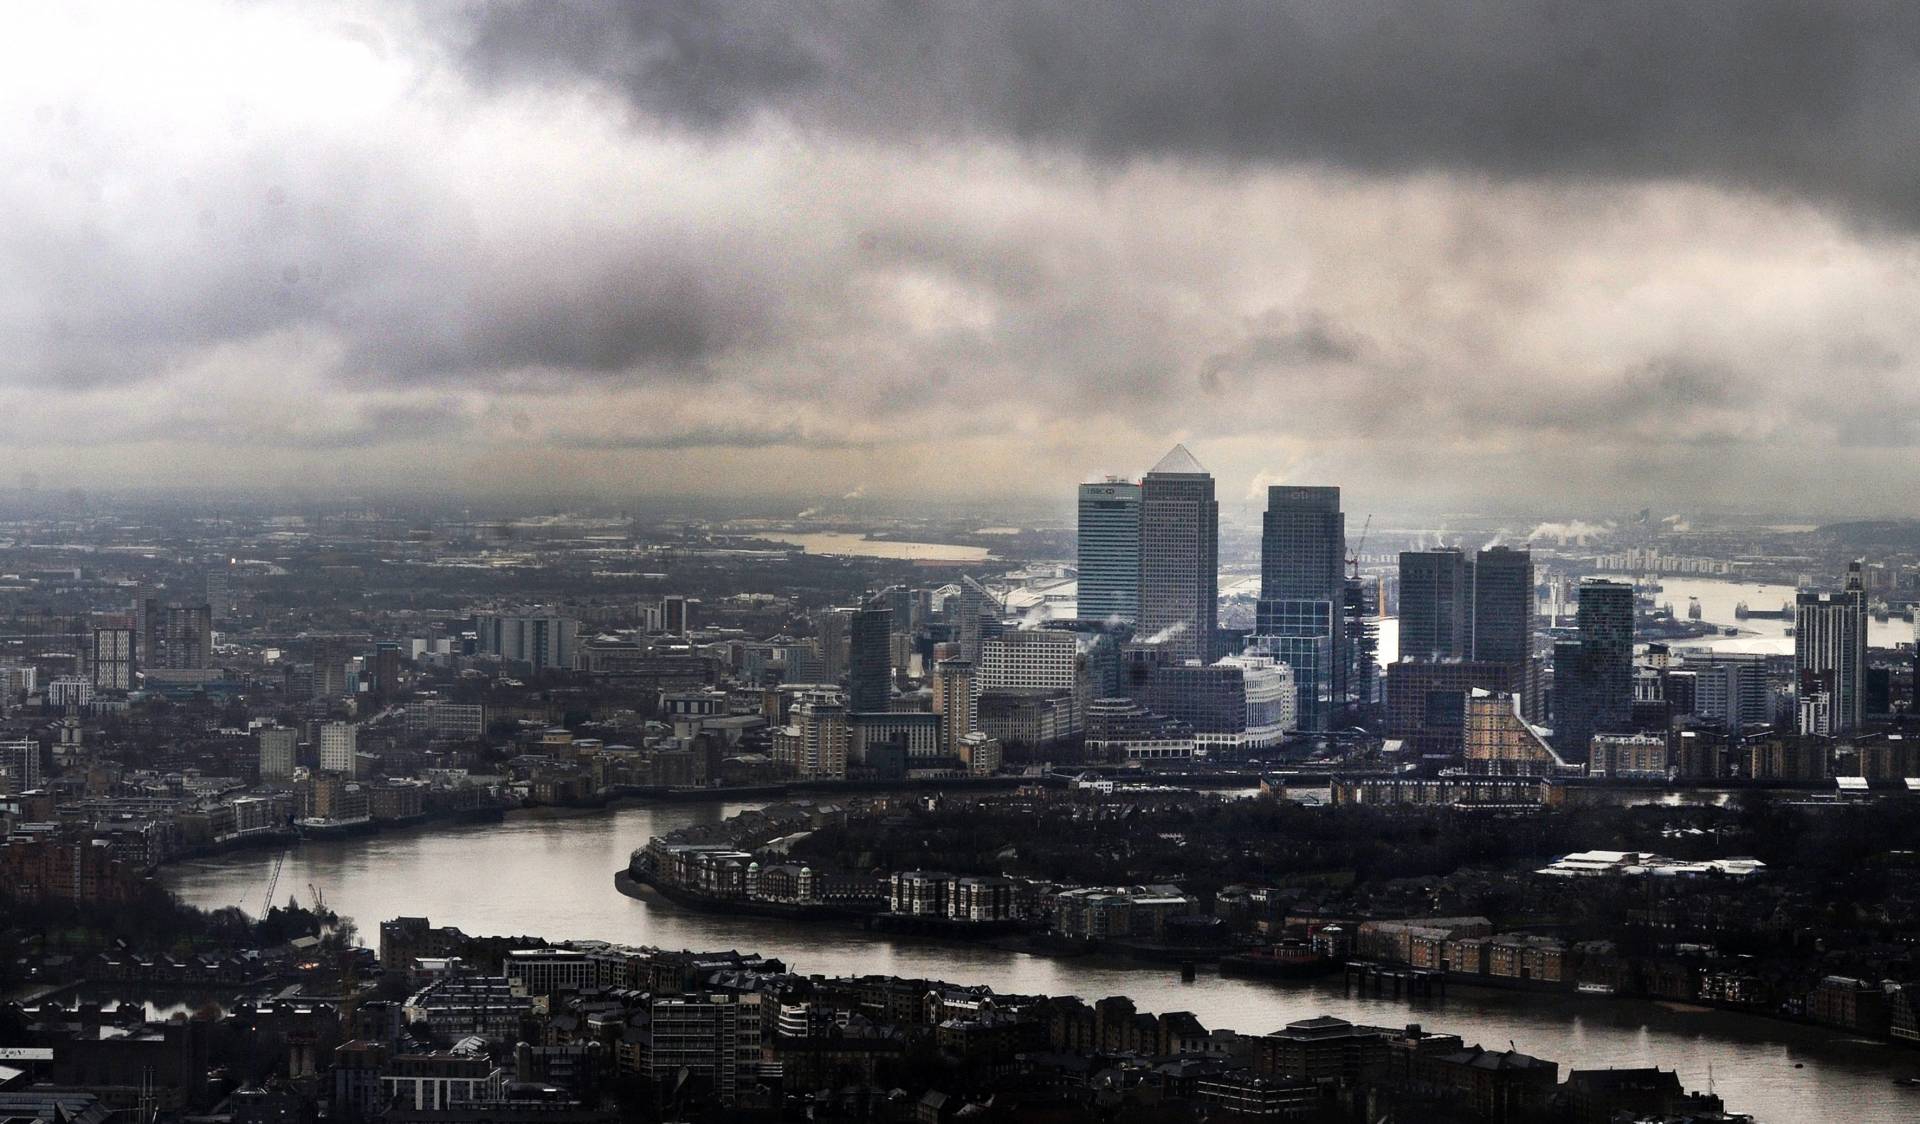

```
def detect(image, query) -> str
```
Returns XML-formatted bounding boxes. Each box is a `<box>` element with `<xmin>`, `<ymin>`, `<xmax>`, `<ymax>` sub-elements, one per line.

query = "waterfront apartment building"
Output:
<box><xmin>1078</xmin><ymin>478</ymin><xmax>1142</xmax><ymax>623</ymax></box>
<box><xmin>849</xmin><ymin>711</ymin><xmax>942</xmax><ymax>763</ymax></box>
<box><xmin>955</xmin><ymin>731</ymin><xmax>1003</xmax><ymax>775</ymax></box>
<box><xmin>976</xmin><ymin>689</ymin><xmax>1076</xmax><ymax>748</ymax></box>
<box><xmin>258</xmin><ymin>726</ymin><xmax>297</xmax><ymax>782</ymax></box>
<box><xmin>1464</xmin><ymin>690</ymin><xmax>1567</xmax><ymax>776</ymax></box>
<box><xmin>318</xmin><ymin>721</ymin><xmax>358</xmax><ymax>775</ymax></box>
<box><xmin>504</xmin><ymin>948</ymin><xmax>595</xmax><ymax>996</ymax></box>
<box><xmin>1138</xmin><ymin>445</ymin><xmax>1218</xmax><ymax>663</ymax></box>
<box><xmin>772</xmin><ymin>690</ymin><xmax>849</xmax><ymax>780</ymax></box>
<box><xmin>1588</xmin><ymin>732</ymin><xmax>1671</xmax><ymax>780</ymax></box>
<box><xmin>1796</xmin><ymin>562</ymin><xmax>1868</xmax><ymax>736</ymax></box>
<box><xmin>473</xmin><ymin>613</ymin><xmax>578</xmax><ymax>672</ymax></box>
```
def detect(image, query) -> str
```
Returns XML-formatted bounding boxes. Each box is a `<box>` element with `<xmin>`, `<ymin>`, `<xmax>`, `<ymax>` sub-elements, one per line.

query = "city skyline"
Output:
<box><xmin>11</xmin><ymin>4</ymin><xmax>1920</xmax><ymax>513</ymax></box>
<box><xmin>10</xmin><ymin>7</ymin><xmax>1920</xmax><ymax>1121</ymax></box>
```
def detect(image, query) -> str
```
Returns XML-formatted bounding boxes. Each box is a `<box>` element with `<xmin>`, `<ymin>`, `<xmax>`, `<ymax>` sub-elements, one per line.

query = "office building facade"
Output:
<box><xmin>1260</xmin><ymin>485</ymin><xmax>1346</xmax><ymax>710</ymax></box>
<box><xmin>1471</xmin><ymin>546</ymin><xmax>1535</xmax><ymax>663</ymax></box>
<box><xmin>1138</xmin><ymin>445</ymin><xmax>1217</xmax><ymax>663</ymax></box>
<box><xmin>1077</xmin><ymin>478</ymin><xmax>1142</xmax><ymax>623</ymax></box>
<box><xmin>1398</xmin><ymin>549</ymin><xmax>1473</xmax><ymax>661</ymax></box>
<box><xmin>1250</xmin><ymin>598</ymin><xmax>1336</xmax><ymax>732</ymax></box>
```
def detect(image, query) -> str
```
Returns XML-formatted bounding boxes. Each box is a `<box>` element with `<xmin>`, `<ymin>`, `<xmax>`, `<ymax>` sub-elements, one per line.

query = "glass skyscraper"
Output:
<box><xmin>1471</xmin><ymin>546</ymin><xmax>1535</xmax><ymax>664</ymax></box>
<box><xmin>1260</xmin><ymin>486</ymin><xmax>1345</xmax><ymax>603</ymax></box>
<box><xmin>846</xmin><ymin>605</ymin><xmax>894</xmax><ymax>713</ymax></box>
<box><xmin>1258</xmin><ymin>485</ymin><xmax>1346</xmax><ymax>713</ymax></box>
<box><xmin>1398</xmin><ymin>549</ymin><xmax>1473</xmax><ymax>661</ymax></box>
<box><xmin>1077</xmin><ymin>478</ymin><xmax>1142</xmax><ymax>624</ymax></box>
<box><xmin>1251</xmin><ymin>598</ymin><xmax>1335</xmax><ymax>732</ymax></box>
<box><xmin>1138</xmin><ymin>445</ymin><xmax>1217</xmax><ymax>664</ymax></box>
<box><xmin>1552</xmin><ymin>579</ymin><xmax>1634</xmax><ymax>761</ymax></box>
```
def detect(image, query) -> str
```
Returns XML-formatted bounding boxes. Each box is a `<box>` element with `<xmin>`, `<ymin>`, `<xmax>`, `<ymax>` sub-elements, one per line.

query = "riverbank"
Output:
<box><xmin>159</xmin><ymin>796</ymin><xmax>1920</xmax><ymax>1122</ymax></box>
<box><xmin>618</xmin><ymin>866</ymin><xmax>1241</xmax><ymax>967</ymax></box>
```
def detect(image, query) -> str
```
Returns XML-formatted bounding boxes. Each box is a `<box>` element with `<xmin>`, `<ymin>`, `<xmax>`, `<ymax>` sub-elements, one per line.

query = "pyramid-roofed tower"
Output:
<box><xmin>1147</xmin><ymin>443</ymin><xmax>1208</xmax><ymax>476</ymax></box>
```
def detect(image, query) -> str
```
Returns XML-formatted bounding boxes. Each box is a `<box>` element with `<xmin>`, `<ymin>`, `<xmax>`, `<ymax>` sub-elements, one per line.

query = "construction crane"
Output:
<box><xmin>258</xmin><ymin>849</ymin><xmax>288</xmax><ymax>917</ymax></box>
<box><xmin>1347</xmin><ymin>513</ymin><xmax>1372</xmax><ymax>578</ymax></box>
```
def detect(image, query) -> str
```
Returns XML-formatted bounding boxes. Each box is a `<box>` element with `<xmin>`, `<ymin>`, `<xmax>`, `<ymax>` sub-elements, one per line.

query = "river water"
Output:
<box><xmin>763</xmin><ymin>533</ymin><xmax>993</xmax><ymax>562</ymax></box>
<box><xmin>1652</xmin><ymin>576</ymin><xmax>1913</xmax><ymax>656</ymax></box>
<box><xmin>162</xmin><ymin>803</ymin><xmax>1918</xmax><ymax>1123</ymax></box>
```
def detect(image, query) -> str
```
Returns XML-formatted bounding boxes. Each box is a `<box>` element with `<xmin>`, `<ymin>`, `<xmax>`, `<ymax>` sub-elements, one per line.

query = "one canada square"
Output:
<box><xmin>1137</xmin><ymin>445</ymin><xmax>1218</xmax><ymax>663</ymax></box>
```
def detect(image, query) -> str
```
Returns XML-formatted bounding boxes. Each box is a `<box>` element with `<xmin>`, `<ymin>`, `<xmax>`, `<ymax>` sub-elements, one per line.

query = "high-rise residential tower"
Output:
<box><xmin>933</xmin><ymin>658</ymin><xmax>978</xmax><ymax>752</ymax></box>
<box><xmin>1552</xmin><ymin>579</ymin><xmax>1634</xmax><ymax>761</ymax></box>
<box><xmin>1077</xmin><ymin>478</ymin><xmax>1142</xmax><ymax>624</ymax></box>
<box><xmin>318</xmin><ymin>721</ymin><xmax>358</xmax><ymax>774</ymax></box>
<box><xmin>1796</xmin><ymin>561</ymin><xmax>1868</xmax><ymax>736</ymax></box>
<box><xmin>846</xmin><ymin>605</ymin><xmax>894</xmax><ymax>713</ymax></box>
<box><xmin>259</xmin><ymin>726</ymin><xmax>298</xmax><ymax>782</ymax></box>
<box><xmin>89</xmin><ymin>627</ymin><xmax>134</xmax><ymax>692</ymax></box>
<box><xmin>164</xmin><ymin>604</ymin><xmax>215</xmax><ymax>670</ymax></box>
<box><xmin>1138</xmin><ymin>445</ymin><xmax>1218</xmax><ymax>663</ymax></box>
<box><xmin>474</xmin><ymin>614</ymin><xmax>578</xmax><ymax>672</ymax></box>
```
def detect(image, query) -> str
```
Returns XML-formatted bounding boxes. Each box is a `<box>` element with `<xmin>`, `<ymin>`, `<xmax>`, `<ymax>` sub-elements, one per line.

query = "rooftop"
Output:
<box><xmin>1147</xmin><ymin>443</ymin><xmax>1208</xmax><ymax>476</ymax></box>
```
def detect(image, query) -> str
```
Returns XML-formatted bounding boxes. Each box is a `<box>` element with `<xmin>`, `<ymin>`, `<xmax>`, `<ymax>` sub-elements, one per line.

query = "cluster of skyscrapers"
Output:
<box><xmin>1077</xmin><ymin>446</ymin><xmax>1362</xmax><ymax>733</ymax></box>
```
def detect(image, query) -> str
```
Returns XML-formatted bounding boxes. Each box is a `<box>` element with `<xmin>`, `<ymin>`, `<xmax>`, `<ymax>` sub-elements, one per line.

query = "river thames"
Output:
<box><xmin>163</xmin><ymin>801</ymin><xmax>1919</xmax><ymax>1123</ymax></box>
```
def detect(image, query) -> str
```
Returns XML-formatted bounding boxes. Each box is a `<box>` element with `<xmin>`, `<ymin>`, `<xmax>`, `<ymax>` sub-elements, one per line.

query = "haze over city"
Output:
<box><xmin>14</xmin><ymin>6</ymin><xmax>1920</xmax><ymax>1124</ymax></box>
<box><xmin>11</xmin><ymin>3</ymin><xmax>1920</xmax><ymax>512</ymax></box>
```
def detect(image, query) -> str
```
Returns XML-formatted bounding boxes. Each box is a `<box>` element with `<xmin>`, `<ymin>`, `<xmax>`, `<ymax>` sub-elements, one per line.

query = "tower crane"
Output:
<box><xmin>258</xmin><ymin>849</ymin><xmax>288</xmax><ymax>917</ymax></box>
<box><xmin>1347</xmin><ymin>513</ymin><xmax>1372</xmax><ymax>579</ymax></box>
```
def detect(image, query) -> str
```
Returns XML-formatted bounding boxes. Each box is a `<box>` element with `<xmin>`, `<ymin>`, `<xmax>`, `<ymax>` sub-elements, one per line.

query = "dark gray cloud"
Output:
<box><xmin>12</xmin><ymin>1</ymin><xmax>1920</xmax><ymax>511</ymax></box>
<box><xmin>459</xmin><ymin>2</ymin><xmax>1920</xmax><ymax>225</ymax></box>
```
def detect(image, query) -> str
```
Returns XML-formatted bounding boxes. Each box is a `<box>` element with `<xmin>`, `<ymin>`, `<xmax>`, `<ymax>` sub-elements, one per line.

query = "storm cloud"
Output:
<box><xmin>5</xmin><ymin>1</ymin><xmax>1920</xmax><ymax>512</ymax></box>
<box><xmin>460</xmin><ymin>2</ymin><xmax>1920</xmax><ymax>227</ymax></box>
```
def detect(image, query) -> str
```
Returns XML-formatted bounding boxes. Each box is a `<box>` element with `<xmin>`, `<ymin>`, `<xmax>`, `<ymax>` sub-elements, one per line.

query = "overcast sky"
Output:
<box><xmin>10</xmin><ymin>2</ymin><xmax>1920</xmax><ymax>516</ymax></box>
